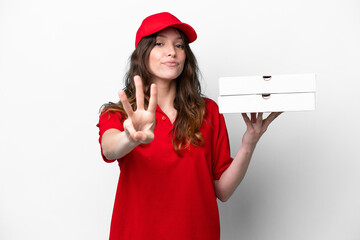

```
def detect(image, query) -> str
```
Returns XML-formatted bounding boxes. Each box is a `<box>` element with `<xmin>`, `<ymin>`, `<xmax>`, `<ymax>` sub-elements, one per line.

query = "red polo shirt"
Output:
<box><xmin>97</xmin><ymin>98</ymin><xmax>233</xmax><ymax>240</ymax></box>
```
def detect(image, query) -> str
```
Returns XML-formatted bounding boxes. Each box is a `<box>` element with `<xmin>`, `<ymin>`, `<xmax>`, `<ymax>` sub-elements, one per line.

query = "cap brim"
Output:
<box><xmin>170</xmin><ymin>23</ymin><xmax>197</xmax><ymax>43</ymax></box>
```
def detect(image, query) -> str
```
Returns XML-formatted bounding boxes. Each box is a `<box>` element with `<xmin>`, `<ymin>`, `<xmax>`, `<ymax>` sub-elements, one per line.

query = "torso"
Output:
<box><xmin>97</xmin><ymin>98</ymin><xmax>233</xmax><ymax>240</ymax></box>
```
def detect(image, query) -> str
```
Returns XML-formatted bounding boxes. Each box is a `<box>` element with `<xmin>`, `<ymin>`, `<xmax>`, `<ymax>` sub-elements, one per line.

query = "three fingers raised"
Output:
<box><xmin>119</xmin><ymin>75</ymin><xmax>157</xmax><ymax>114</ymax></box>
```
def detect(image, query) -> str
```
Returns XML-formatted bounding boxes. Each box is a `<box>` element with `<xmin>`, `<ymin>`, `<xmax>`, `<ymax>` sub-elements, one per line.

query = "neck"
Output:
<box><xmin>153</xmin><ymin>78</ymin><xmax>178</xmax><ymax>124</ymax></box>
<box><xmin>154</xmin><ymin>79</ymin><xmax>177</xmax><ymax>110</ymax></box>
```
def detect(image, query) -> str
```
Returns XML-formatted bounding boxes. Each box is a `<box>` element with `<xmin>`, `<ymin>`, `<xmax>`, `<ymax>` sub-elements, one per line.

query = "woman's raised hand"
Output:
<box><xmin>119</xmin><ymin>75</ymin><xmax>157</xmax><ymax>144</ymax></box>
<box><xmin>241</xmin><ymin>112</ymin><xmax>282</xmax><ymax>148</ymax></box>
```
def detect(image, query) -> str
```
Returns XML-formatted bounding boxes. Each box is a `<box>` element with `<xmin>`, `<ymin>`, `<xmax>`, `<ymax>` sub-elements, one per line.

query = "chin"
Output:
<box><xmin>159</xmin><ymin>76</ymin><xmax>178</xmax><ymax>82</ymax></box>
<box><xmin>157</xmin><ymin>73</ymin><xmax>182</xmax><ymax>81</ymax></box>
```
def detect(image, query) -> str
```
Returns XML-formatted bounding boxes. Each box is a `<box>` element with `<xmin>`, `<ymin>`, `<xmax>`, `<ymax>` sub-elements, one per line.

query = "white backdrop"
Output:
<box><xmin>1</xmin><ymin>0</ymin><xmax>359</xmax><ymax>239</ymax></box>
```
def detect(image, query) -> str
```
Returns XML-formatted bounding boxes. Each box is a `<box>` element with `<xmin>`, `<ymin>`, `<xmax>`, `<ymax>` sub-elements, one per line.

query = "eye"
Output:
<box><xmin>175</xmin><ymin>44</ymin><xmax>185</xmax><ymax>49</ymax></box>
<box><xmin>155</xmin><ymin>42</ymin><xmax>163</xmax><ymax>46</ymax></box>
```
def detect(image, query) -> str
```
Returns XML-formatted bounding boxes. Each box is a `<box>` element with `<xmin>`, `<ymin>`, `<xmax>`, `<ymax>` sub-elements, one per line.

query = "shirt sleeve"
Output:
<box><xmin>96</xmin><ymin>110</ymin><xmax>125</xmax><ymax>163</ymax></box>
<box><xmin>208</xmin><ymin>99</ymin><xmax>234</xmax><ymax>180</ymax></box>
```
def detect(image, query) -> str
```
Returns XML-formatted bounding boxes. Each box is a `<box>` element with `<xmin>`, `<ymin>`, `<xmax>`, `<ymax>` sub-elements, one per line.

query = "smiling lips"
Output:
<box><xmin>162</xmin><ymin>61</ymin><xmax>179</xmax><ymax>67</ymax></box>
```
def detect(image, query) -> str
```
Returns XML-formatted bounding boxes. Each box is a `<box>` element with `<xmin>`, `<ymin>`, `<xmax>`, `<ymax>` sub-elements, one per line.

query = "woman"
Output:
<box><xmin>97</xmin><ymin>12</ymin><xmax>281</xmax><ymax>240</ymax></box>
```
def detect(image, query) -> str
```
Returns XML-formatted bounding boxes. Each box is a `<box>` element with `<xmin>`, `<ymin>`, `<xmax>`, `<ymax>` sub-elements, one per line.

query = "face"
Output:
<box><xmin>147</xmin><ymin>28</ymin><xmax>186</xmax><ymax>84</ymax></box>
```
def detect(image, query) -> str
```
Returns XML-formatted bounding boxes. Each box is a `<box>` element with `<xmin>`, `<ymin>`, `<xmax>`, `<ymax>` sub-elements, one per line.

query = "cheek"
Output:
<box><xmin>147</xmin><ymin>53</ymin><xmax>157</xmax><ymax>72</ymax></box>
<box><xmin>148</xmin><ymin>52</ymin><xmax>161</xmax><ymax>68</ymax></box>
<box><xmin>180</xmin><ymin>52</ymin><xmax>186</xmax><ymax>64</ymax></box>
<box><xmin>150</xmin><ymin>50</ymin><xmax>161</xmax><ymax>62</ymax></box>
<box><xmin>179</xmin><ymin>56</ymin><xmax>186</xmax><ymax>71</ymax></box>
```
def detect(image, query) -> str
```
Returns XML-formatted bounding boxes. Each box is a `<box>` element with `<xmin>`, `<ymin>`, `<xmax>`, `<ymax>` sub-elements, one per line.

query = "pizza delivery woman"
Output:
<box><xmin>97</xmin><ymin>12</ymin><xmax>282</xmax><ymax>240</ymax></box>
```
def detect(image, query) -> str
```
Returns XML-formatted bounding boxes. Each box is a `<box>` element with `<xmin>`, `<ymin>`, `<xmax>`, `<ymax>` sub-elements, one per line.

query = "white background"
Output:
<box><xmin>1</xmin><ymin>0</ymin><xmax>359</xmax><ymax>239</ymax></box>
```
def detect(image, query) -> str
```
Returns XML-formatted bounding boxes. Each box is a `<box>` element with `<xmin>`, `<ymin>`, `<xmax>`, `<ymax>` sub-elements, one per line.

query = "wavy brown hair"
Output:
<box><xmin>101</xmin><ymin>28</ymin><xmax>205</xmax><ymax>155</ymax></box>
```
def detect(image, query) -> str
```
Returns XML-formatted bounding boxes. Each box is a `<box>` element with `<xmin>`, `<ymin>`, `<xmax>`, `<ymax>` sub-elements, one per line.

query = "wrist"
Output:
<box><xmin>124</xmin><ymin>130</ymin><xmax>140</xmax><ymax>147</ymax></box>
<box><xmin>241</xmin><ymin>142</ymin><xmax>256</xmax><ymax>153</ymax></box>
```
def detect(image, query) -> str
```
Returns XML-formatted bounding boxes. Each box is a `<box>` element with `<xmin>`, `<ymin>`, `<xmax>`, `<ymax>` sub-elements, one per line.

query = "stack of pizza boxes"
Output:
<box><xmin>218</xmin><ymin>73</ymin><xmax>316</xmax><ymax>113</ymax></box>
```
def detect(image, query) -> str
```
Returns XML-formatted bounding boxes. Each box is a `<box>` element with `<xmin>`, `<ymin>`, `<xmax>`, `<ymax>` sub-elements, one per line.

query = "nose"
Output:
<box><xmin>167</xmin><ymin>45</ymin><xmax>176</xmax><ymax>57</ymax></box>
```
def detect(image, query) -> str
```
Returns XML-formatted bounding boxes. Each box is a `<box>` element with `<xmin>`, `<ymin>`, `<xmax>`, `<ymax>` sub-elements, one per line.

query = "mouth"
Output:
<box><xmin>162</xmin><ymin>61</ymin><xmax>179</xmax><ymax>67</ymax></box>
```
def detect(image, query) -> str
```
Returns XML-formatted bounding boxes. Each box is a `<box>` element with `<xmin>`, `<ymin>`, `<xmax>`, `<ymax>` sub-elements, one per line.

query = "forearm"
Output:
<box><xmin>214</xmin><ymin>143</ymin><xmax>256</xmax><ymax>202</ymax></box>
<box><xmin>101</xmin><ymin>129</ymin><xmax>139</xmax><ymax>160</ymax></box>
